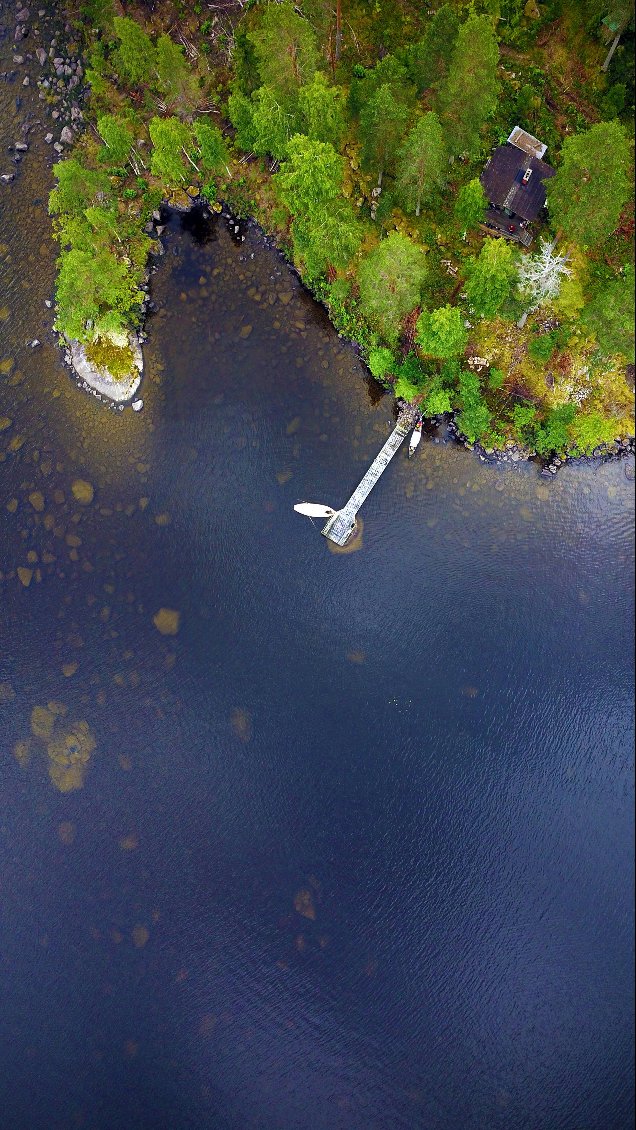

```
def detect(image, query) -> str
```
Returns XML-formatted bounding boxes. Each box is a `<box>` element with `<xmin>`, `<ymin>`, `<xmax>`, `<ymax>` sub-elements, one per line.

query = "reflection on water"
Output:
<box><xmin>0</xmin><ymin>39</ymin><xmax>634</xmax><ymax>1130</ymax></box>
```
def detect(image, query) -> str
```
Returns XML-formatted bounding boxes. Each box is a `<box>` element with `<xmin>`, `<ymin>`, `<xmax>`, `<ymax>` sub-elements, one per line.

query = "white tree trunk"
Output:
<box><xmin>517</xmin><ymin>238</ymin><xmax>571</xmax><ymax>318</ymax></box>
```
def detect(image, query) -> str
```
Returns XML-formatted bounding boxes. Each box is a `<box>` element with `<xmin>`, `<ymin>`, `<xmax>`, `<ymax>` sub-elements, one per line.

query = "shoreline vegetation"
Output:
<box><xmin>47</xmin><ymin>0</ymin><xmax>634</xmax><ymax>462</ymax></box>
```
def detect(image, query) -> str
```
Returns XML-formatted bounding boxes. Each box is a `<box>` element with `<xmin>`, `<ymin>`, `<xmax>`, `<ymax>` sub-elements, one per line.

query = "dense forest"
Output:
<box><xmin>51</xmin><ymin>0</ymin><xmax>634</xmax><ymax>457</ymax></box>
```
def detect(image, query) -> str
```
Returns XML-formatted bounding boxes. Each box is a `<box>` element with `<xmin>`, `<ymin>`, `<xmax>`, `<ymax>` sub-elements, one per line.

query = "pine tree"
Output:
<box><xmin>358</xmin><ymin>233</ymin><xmax>428</xmax><ymax>342</ymax></box>
<box><xmin>396</xmin><ymin>112</ymin><xmax>447</xmax><ymax>217</ymax></box>
<box><xmin>406</xmin><ymin>5</ymin><xmax>460</xmax><ymax>94</ymax></box>
<box><xmin>248</xmin><ymin>2</ymin><xmax>318</xmax><ymax>103</ymax></box>
<box><xmin>231</xmin><ymin>29</ymin><xmax>261</xmax><ymax>96</ymax></box>
<box><xmin>349</xmin><ymin>54</ymin><xmax>413</xmax><ymax>117</ymax></box>
<box><xmin>546</xmin><ymin>121</ymin><xmax>632</xmax><ymax>249</ymax></box>
<box><xmin>360</xmin><ymin>84</ymin><xmax>411</xmax><ymax>188</ymax></box>
<box><xmin>416</xmin><ymin>305</ymin><xmax>467</xmax><ymax>358</ymax></box>
<box><xmin>465</xmin><ymin>238</ymin><xmax>518</xmax><ymax>318</ymax></box>
<box><xmin>112</xmin><ymin>16</ymin><xmax>155</xmax><ymax>87</ymax></box>
<box><xmin>436</xmin><ymin>13</ymin><xmax>500</xmax><ymax>157</ymax></box>
<box><xmin>454</xmin><ymin>178</ymin><xmax>488</xmax><ymax>237</ymax></box>
<box><xmin>155</xmin><ymin>33</ymin><xmax>199</xmax><ymax>114</ymax></box>
<box><xmin>298</xmin><ymin>73</ymin><xmax>346</xmax><ymax>149</ymax></box>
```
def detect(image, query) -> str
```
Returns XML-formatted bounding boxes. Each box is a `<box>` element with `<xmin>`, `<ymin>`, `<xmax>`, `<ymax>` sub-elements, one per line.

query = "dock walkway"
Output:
<box><xmin>321</xmin><ymin>408</ymin><xmax>418</xmax><ymax>545</ymax></box>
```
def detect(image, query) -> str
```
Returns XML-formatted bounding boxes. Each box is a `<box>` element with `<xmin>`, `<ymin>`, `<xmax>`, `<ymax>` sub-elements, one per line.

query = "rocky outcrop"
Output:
<box><xmin>66</xmin><ymin>333</ymin><xmax>143</xmax><ymax>403</ymax></box>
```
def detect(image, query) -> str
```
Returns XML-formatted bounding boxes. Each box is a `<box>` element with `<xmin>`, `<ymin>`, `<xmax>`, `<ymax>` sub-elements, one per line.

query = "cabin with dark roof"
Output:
<box><xmin>479</xmin><ymin>128</ymin><xmax>556</xmax><ymax>247</ymax></box>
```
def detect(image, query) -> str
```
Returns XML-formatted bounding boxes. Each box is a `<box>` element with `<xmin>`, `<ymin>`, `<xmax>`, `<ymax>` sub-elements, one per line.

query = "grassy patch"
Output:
<box><xmin>85</xmin><ymin>336</ymin><xmax>136</xmax><ymax>380</ymax></box>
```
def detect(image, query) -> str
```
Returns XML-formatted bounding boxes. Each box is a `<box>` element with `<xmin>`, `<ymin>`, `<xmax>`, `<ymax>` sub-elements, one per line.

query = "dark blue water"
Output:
<box><xmin>1</xmin><ymin>34</ymin><xmax>634</xmax><ymax>1129</ymax></box>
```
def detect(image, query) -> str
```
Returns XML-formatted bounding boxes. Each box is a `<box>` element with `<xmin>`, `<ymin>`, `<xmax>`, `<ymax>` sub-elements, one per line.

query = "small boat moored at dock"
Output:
<box><xmin>408</xmin><ymin>421</ymin><xmax>423</xmax><ymax>458</ymax></box>
<box><xmin>294</xmin><ymin>502</ymin><xmax>337</xmax><ymax>519</ymax></box>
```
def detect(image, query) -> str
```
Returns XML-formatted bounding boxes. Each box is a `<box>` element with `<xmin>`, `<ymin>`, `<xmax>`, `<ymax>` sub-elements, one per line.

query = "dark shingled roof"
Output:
<box><xmin>480</xmin><ymin>145</ymin><xmax>556</xmax><ymax>221</ymax></box>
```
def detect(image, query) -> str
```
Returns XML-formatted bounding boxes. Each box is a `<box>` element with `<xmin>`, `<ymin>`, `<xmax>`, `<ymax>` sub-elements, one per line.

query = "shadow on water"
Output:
<box><xmin>362</xmin><ymin>370</ymin><xmax>387</xmax><ymax>407</ymax></box>
<box><xmin>177</xmin><ymin>203</ymin><xmax>219</xmax><ymax>245</ymax></box>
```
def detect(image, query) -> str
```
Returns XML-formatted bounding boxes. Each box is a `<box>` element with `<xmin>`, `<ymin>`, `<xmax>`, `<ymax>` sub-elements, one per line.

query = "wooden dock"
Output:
<box><xmin>322</xmin><ymin>409</ymin><xmax>417</xmax><ymax>545</ymax></box>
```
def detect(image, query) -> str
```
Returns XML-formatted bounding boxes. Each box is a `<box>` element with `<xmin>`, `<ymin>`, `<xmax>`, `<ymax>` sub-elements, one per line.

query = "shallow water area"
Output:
<box><xmin>0</xmin><ymin>23</ymin><xmax>634</xmax><ymax>1128</ymax></box>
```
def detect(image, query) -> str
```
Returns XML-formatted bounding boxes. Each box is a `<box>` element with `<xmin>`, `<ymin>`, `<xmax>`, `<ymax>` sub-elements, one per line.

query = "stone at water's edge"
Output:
<box><xmin>68</xmin><ymin>334</ymin><xmax>143</xmax><ymax>403</ymax></box>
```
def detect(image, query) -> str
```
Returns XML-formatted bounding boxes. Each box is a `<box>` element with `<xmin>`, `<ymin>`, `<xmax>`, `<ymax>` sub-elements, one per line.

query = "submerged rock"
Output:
<box><xmin>230</xmin><ymin>707</ymin><xmax>252</xmax><ymax>742</ymax></box>
<box><xmin>132</xmin><ymin>924</ymin><xmax>150</xmax><ymax>949</ymax></box>
<box><xmin>294</xmin><ymin>889</ymin><xmax>316</xmax><ymax>920</ymax></box>
<box><xmin>152</xmin><ymin>608</ymin><xmax>180</xmax><ymax>635</ymax></box>
<box><xmin>71</xmin><ymin>478</ymin><xmax>94</xmax><ymax>504</ymax></box>
<box><xmin>47</xmin><ymin>719</ymin><xmax>95</xmax><ymax>792</ymax></box>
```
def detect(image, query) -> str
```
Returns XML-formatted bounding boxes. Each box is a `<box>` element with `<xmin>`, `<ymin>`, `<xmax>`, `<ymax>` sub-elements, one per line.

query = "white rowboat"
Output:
<box><xmin>294</xmin><ymin>502</ymin><xmax>337</xmax><ymax>518</ymax></box>
<box><xmin>408</xmin><ymin>422</ymin><xmax>422</xmax><ymax>458</ymax></box>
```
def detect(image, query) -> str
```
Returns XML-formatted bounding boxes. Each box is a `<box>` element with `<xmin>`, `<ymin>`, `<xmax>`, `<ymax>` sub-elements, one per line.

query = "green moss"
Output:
<box><xmin>85</xmin><ymin>336</ymin><xmax>136</xmax><ymax>381</ymax></box>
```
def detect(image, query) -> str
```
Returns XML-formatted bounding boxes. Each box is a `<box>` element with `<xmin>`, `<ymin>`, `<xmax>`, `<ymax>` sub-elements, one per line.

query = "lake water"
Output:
<box><xmin>1</xmin><ymin>21</ymin><xmax>634</xmax><ymax>1130</ymax></box>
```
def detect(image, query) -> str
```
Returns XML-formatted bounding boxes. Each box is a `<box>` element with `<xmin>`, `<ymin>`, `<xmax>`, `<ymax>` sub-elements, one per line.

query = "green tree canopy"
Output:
<box><xmin>406</xmin><ymin>5</ymin><xmax>460</xmax><ymax>94</ymax></box>
<box><xmin>96</xmin><ymin>114</ymin><xmax>134</xmax><ymax>167</ymax></box>
<box><xmin>454</xmin><ymin>178</ymin><xmax>488</xmax><ymax>236</ymax></box>
<box><xmin>455</xmin><ymin>369</ymin><xmax>491</xmax><ymax>443</ymax></box>
<box><xmin>49</xmin><ymin>158</ymin><xmax>112</xmax><ymax>217</ymax></box>
<box><xmin>155</xmin><ymin>33</ymin><xmax>199</xmax><ymax>113</ymax></box>
<box><xmin>251</xmin><ymin>86</ymin><xmax>300</xmax><ymax>161</ymax></box>
<box><xmin>359</xmin><ymin>84</ymin><xmax>411</xmax><ymax>186</ymax></box>
<box><xmin>416</xmin><ymin>305</ymin><xmax>467</xmax><ymax>358</ymax></box>
<box><xmin>231</xmin><ymin>28</ymin><xmax>261</xmax><ymax>96</ymax></box>
<box><xmin>367</xmin><ymin>346</ymin><xmax>396</xmax><ymax>380</ymax></box>
<box><xmin>423</xmin><ymin>385</ymin><xmax>452</xmax><ymax>415</ymax></box>
<box><xmin>349</xmin><ymin>54</ymin><xmax>414</xmax><ymax>117</ymax></box>
<box><xmin>52</xmin><ymin>204</ymin><xmax>118</xmax><ymax>258</ymax></box>
<box><xmin>277</xmin><ymin>136</ymin><xmax>360</xmax><ymax>277</ymax></box>
<box><xmin>581</xmin><ymin>263</ymin><xmax>635</xmax><ymax>360</ymax></box>
<box><xmin>298</xmin><ymin>73</ymin><xmax>346</xmax><ymax>149</ymax></box>
<box><xmin>248</xmin><ymin>2</ymin><xmax>318</xmax><ymax>103</ymax></box>
<box><xmin>193</xmin><ymin>121</ymin><xmax>229</xmax><ymax>176</ymax></box>
<box><xmin>396</xmin><ymin>112</ymin><xmax>447</xmax><ymax>216</ymax></box>
<box><xmin>358</xmin><ymin>232</ymin><xmax>428</xmax><ymax>342</ymax></box>
<box><xmin>149</xmin><ymin>116</ymin><xmax>195</xmax><ymax>186</ymax></box>
<box><xmin>465</xmin><ymin>238</ymin><xmax>518</xmax><ymax>317</ymax></box>
<box><xmin>227</xmin><ymin>87</ymin><xmax>258</xmax><ymax>151</ymax></box>
<box><xmin>290</xmin><ymin>204</ymin><xmax>362</xmax><ymax>279</ymax></box>
<box><xmin>533</xmin><ymin>404</ymin><xmax>576</xmax><ymax>457</ymax></box>
<box><xmin>546</xmin><ymin>121</ymin><xmax>632</xmax><ymax>248</ymax></box>
<box><xmin>55</xmin><ymin>247</ymin><xmax>140</xmax><ymax>340</ymax></box>
<box><xmin>436</xmin><ymin>13</ymin><xmax>500</xmax><ymax>157</ymax></box>
<box><xmin>276</xmin><ymin>135</ymin><xmax>345</xmax><ymax>214</ymax></box>
<box><xmin>112</xmin><ymin>16</ymin><xmax>155</xmax><ymax>87</ymax></box>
